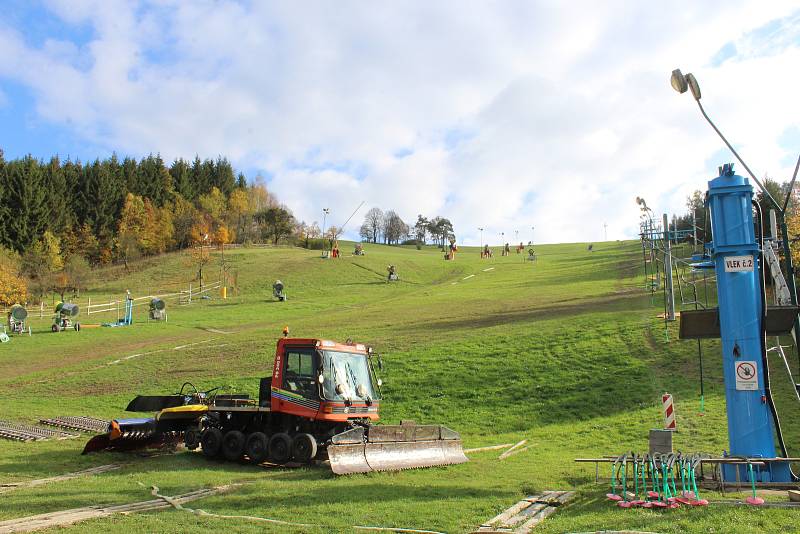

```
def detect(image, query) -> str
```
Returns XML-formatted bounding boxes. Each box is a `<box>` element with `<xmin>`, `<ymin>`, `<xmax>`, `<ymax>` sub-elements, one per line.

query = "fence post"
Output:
<box><xmin>87</xmin><ymin>297</ymin><xmax>91</xmax><ymax>316</ymax></box>
<box><xmin>189</xmin><ymin>283</ymin><xmax>192</xmax><ymax>304</ymax></box>
<box><xmin>116</xmin><ymin>300</ymin><xmax>120</xmax><ymax>322</ymax></box>
<box><xmin>40</xmin><ymin>302</ymin><xmax>43</xmax><ymax>319</ymax></box>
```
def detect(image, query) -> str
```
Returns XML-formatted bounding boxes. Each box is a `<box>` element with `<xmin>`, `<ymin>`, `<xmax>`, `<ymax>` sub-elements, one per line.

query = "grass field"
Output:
<box><xmin>1</xmin><ymin>240</ymin><xmax>800</xmax><ymax>533</ymax></box>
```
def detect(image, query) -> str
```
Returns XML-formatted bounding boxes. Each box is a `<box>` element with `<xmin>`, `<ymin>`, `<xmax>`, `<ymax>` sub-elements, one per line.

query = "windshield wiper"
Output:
<box><xmin>330</xmin><ymin>357</ymin><xmax>352</xmax><ymax>405</ymax></box>
<box><xmin>345</xmin><ymin>361</ymin><xmax>372</xmax><ymax>405</ymax></box>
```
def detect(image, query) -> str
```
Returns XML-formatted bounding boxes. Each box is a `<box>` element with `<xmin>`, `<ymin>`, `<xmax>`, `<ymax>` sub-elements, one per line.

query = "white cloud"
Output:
<box><xmin>1</xmin><ymin>1</ymin><xmax>800</xmax><ymax>244</ymax></box>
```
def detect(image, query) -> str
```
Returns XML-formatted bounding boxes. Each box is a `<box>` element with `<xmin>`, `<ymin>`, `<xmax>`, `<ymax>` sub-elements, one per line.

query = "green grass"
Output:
<box><xmin>1</xmin><ymin>240</ymin><xmax>799</xmax><ymax>533</ymax></box>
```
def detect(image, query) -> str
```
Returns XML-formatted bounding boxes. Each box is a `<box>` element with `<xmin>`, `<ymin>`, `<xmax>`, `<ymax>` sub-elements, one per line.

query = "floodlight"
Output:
<box><xmin>670</xmin><ymin>69</ymin><xmax>687</xmax><ymax>94</ymax></box>
<box><xmin>685</xmin><ymin>73</ymin><xmax>701</xmax><ymax>100</ymax></box>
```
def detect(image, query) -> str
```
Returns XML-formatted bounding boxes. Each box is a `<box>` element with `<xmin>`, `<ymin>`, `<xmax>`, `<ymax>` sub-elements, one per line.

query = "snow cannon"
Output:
<box><xmin>273</xmin><ymin>280</ymin><xmax>286</xmax><ymax>301</ymax></box>
<box><xmin>52</xmin><ymin>302</ymin><xmax>80</xmax><ymax>332</ymax></box>
<box><xmin>149</xmin><ymin>298</ymin><xmax>167</xmax><ymax>321</ymax></box>
<box><xmin>8</xmin><ymin>305</ymin><xmax>30</xmax><ymax>335</ymax></box>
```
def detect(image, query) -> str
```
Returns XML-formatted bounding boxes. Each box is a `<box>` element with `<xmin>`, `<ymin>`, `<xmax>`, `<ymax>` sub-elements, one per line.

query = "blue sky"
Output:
<box><xmin>2</xmin><ymin>1</ymin><xmax>800</xmax><ymax>244</ymax></box>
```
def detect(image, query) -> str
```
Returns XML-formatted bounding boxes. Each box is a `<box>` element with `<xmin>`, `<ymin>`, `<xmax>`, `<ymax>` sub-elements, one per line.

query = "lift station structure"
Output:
<box><xmin>673</xmin><ymin>68</ymin><xmax>798</xmax><ymax>483</ymax></box>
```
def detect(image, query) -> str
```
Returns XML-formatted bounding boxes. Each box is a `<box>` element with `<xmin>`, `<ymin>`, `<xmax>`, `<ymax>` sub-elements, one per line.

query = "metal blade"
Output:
<box><xmin>328</xmin><ymin>443</ymin><xmax>372</xmax><ymax>475</ymax></box>
<box><xmin>364</xmin><ymin>438</ymin><xmax>467</xmax><ymax>472</ymax></box>
<box><xmin>327</xmin><ymin>424</ymin><xmax>468</xmax><ymax>475</ymax></box>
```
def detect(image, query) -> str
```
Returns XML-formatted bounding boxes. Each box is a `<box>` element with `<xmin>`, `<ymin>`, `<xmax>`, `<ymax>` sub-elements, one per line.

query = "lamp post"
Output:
<box><xmin>478</xmin><ymin>227</ymin><xmax>484</xmax><ymax>249</ymax></box>
<box><xmin>671</xmin><ymin>68</ymin><xmax>800</xmax><ymax>328</ymax></box>
<box><xmin>322</xmin><ymin>208</ymin><xmax>330</xmax><ymax>257</ymax></box>
<box><xmin>531</xmin><ymin>226</ymin><xmax>535</xmax><ymax>246</ymax></box>
<box><xmin>671</xmin><ymin>68</ymin><xmax>799</xmax><ymax>481</ymax></box>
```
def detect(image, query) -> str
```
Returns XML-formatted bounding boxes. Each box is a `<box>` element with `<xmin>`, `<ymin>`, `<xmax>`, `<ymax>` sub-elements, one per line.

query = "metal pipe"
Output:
<box><xmin>663</xmin><ymin>214</ymin><xmax>675</xmax><ymax>321</ymax></box>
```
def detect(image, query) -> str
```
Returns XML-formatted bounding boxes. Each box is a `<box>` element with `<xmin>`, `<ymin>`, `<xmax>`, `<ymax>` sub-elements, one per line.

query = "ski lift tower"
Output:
<box><xmin>672</xmin><ymin>69</ymin><xmax>796</xmax><ymax>483</ymax></box>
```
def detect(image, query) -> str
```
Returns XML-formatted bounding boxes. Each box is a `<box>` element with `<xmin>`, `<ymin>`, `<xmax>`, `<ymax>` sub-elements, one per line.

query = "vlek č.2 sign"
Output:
<box><xmin>724</xmin><ymin>255</ymin><xmax>754</xmax><ymax>272</ymax></box>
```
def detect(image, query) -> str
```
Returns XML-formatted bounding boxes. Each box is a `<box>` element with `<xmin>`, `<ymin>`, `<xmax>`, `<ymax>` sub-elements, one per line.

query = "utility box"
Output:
<box><xmin>649</xmin><ymin>429</ymin><xmax>673</xmax><ymax>454</ymax></box>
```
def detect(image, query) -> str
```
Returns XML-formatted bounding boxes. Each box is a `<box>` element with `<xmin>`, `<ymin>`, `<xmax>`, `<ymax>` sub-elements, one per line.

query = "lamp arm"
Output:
<box><xmin>696</xmin><ymin>100</ymin><xmax>781</xmax><ymax>213</ymax></box>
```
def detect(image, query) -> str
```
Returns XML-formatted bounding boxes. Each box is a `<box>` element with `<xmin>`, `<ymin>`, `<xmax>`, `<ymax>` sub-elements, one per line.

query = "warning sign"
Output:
<box><xmin>724</xmin><ymin>255</ymin><xmax>754</xmax><ymax>272</ymax></box>
<box><xmin>735</xmin><ymin>361</ymin><xmax>758</xmax><ymax>391</ymax></box>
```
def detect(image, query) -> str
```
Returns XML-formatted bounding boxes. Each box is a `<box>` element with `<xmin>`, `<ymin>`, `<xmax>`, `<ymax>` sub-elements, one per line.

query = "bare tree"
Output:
<box><xmin>363</xmin><ymin>207</ymin><xmax>384</xmax><ymax>243</ymax></box>
<box><xmin>359</xmin><ymin>221</ymin><xmax>371</xmax><ymax>242</ymax></box>
<box><xmin>383</xmin><ymin>211</ymin><xmax>408</xmax><ymax>245</ymax></box>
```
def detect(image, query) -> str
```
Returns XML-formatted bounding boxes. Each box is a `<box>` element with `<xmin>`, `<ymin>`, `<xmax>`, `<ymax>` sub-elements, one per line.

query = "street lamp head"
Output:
<box><xmin>671</xmin><ymin>68</ymin><xmax>701</xmax><ymax>101</ymax></box>
<box><xmin>670</xmin><ymin>69</ymin><xmax>688</xmax><ymax>94</ymax></box>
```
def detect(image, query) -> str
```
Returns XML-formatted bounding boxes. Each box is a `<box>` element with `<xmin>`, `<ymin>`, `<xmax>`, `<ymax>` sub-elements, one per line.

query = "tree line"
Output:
<box><xmin>646</xmin><ymin>176</ymin><xmax>800</xmax><ymax>272</ymax></box>
<box><xmin>668</xmin><ymin>177</ymin><xmax>799</xmax><ymax>245</ymax></box>
<box><xmin>359</xmin><ymin>208</ymin><xmax>455</xmax><ymax>247</ymax></box>
<box><xmin>0</xmin><ymin>149</ymin><xmax>300</xmax><ymax>305</ymax></box>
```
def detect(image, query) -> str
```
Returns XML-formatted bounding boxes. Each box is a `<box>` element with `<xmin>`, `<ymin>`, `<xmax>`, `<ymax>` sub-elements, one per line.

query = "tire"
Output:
<box><xmin>185</xmin><ymin>429</ymin><xmax>200</xmax><ymax>450</ymax></box>
<box><xmin>222</xmin><ymin>430</ymin><xmax>245</xmax><ymax>461</ymax></box>
<box><xmin>291</xmin><ymin>433</ymin><xmax>318</xmax><ymax>463</ymax></box>
<box><xmin>245</xmin><ymin>432</ymin><xmax>269</xmax><ymax>464</ymax></box>
<box><xmin>200</xmin><ymin>427</ymin><xmax>223</xmax><ymax>459</ymax></box>
<box><xmin>51</xmin><ymin>324</ymin><xmax>59</xmax><ymax>332</ymax></box>
<box><xmin>74</xmin><ymin>323</ymin><xmax>81</xmax><ymax>332</ymax></box>
<box><xmin>269</xmin><ymin>432</ymin><xmax>292</xmax><ymax>464</ymax></box>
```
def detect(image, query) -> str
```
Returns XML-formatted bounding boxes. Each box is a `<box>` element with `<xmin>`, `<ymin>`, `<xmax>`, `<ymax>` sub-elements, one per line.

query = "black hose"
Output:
<box><xmin>753</xmin><ymin>200</ymin><xmax>796</xmax><ymax>479</ymax></box>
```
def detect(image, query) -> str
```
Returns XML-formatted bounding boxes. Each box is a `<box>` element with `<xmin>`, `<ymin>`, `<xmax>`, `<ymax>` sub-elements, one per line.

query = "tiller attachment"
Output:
<box><xmin>328</xmin><ymin>423</ymin><xmax>468</xmax><ymax>475</ymax></box>
<box><xmin>82</xmin><ymin>418</ymin><xmax>179</xmax><ymax>454</ymax></box>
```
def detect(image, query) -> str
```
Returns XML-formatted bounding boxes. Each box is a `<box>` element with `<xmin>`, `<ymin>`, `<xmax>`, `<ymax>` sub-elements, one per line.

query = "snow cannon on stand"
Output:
<box><xmin>8</xmin><ymin>305</ymin><xmax>31</xmax><ymax>335</ymax></box>
<box><xmin>52</xmin><ymin>303</ymin><xmax>80</xmax><ymax>332</ymax></box>
<box><xmin>273</xmin><ymin>280</ymin><xmax>286</xmax><ymax>301</ymax></box>
<box><xmin>149</xmin><ymin>298</ymin><xmax>167</xmax><ymax>321</ymax></box>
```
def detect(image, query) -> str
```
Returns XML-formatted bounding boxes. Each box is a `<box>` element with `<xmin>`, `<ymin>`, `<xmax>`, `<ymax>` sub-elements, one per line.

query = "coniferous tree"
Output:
<box><xmin>121</xmin><ymin>155</ymin><xmax>138</xmax><ymax>195</ymax></box>
<box><xmin>78</xmin><ymin>159</ymin><xmax>125</xmax><ymax>241</ymax></box>
<box><xmin>236</xmin><ymin>172</ymin><xmax>247</xmax><ymax>189</ymax></box>
<box><xmin>5</xmin><ymin>156</ymin><xmax>51</xmax><ymax>252</ymax></box>
<box><xmin>43</xmin><ymin>156</ymin><xmax>70</xmax><ymax>233</ymax></box>
<box><xmin>170</xmin><ymin>158</ymin><xmax>193</xmax><ymax>200</ymax></box>
<box><xmin>212</xmin><ymin>157</ymin><xmax>236</xmax><ymax>196</ymax></box>
<box><xmin>0</xmin><ymin>150</ymin><xmax>9</xmax><ymax>248</ymax></box>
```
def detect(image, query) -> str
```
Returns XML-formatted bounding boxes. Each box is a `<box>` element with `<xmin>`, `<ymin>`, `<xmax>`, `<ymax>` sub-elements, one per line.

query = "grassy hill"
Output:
<box><xmin>0</xmin><ymin>241</ymin><xmax>798</xmax><ymax>533</ymax></box>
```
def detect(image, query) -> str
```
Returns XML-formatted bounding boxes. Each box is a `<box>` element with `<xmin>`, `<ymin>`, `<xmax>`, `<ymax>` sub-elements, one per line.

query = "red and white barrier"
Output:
<box><xmin>662</xmin><ymin>392</ymin><xmax>676</xmax><ymax>430</ymax></box>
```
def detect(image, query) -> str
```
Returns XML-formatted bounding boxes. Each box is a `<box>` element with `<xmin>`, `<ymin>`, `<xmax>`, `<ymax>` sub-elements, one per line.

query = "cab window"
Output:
<box><xmin>283</xmin><ymin>349</ymin><xmax>317</xmax><ymax>398</ymax></box>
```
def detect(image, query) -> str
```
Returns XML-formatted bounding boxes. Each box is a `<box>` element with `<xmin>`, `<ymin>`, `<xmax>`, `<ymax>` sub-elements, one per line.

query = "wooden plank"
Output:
<box><xmin>0</xmin><ymin>464</ymin><xmax>120</xmax><ymax>492</ymax></box>
<box><xmin>481</xmin><ymin>497</ymin><xmax>540</xmax><ymax>528</ymax></box>
<box><xmin>0</xmin><ymin>487</ymin><xmax>223</xmax><ymax>533</ymax></box>
<box><xmin>464</xmin><ymin>444</ymin><xmax>514</xmax><ymax>454</ymax></box>
<box><xmin>504</xmin><ymin>503</ymin><xmax>547</xmax><ymax>528</ymax></box>
<box><xmin>517</xmin><ymin>491</ymin><xmax>577</xmax><ymax>533</ymax></box>
<box><xmin>515</xmin><ymin>506</ymin><xmax>559</xmax><ymax>533</ymax></box>
<box><xmin>499</xmin><ymin>440</ymin><xmax>528</xmax><ymax>460</ymax></box>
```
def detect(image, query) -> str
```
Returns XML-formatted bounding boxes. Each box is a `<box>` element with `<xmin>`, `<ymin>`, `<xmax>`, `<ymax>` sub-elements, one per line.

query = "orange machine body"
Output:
<box><xmin>269</xmin><ymin>337</ymin><xmax>380</xmax><ymax>423</ymax></box>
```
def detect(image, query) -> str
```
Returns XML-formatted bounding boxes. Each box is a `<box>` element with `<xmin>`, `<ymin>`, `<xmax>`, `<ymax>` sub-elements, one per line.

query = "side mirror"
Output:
<box><xmin>317</xmin><ymin>374</ymin><xmax>325</xmax><ymax>384</ymax></box>
<box><xmin>377</xmin><ymin>379</ymin><xmax>383</xmax><ymax>387</ymax></box>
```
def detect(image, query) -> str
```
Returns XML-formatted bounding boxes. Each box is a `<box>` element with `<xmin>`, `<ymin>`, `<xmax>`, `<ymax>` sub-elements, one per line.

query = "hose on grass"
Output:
<box><xmin>146</xmin><ymin>483</ymin><xmax>445</xmax><ymax>534</ymax></box>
